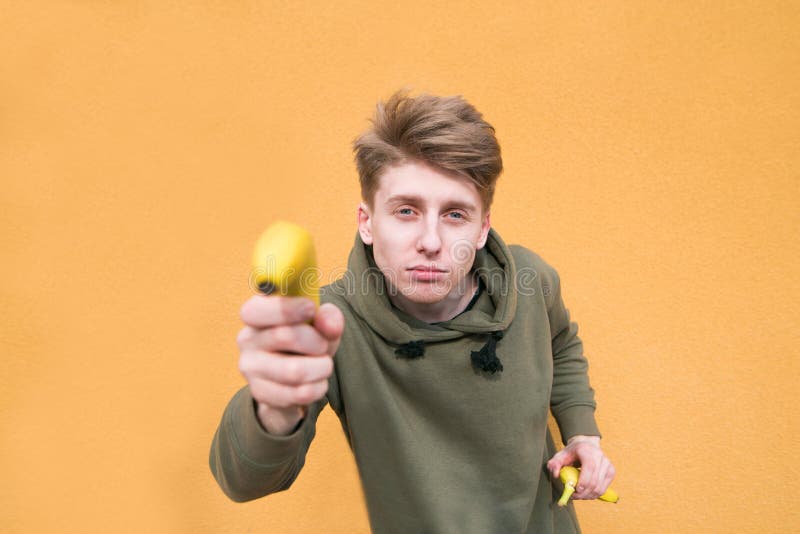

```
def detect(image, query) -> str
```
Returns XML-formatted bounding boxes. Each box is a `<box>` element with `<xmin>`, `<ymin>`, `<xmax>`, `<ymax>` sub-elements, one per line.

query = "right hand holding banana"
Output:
<box><xmin>238</xmin><ymin>220</ymin><xmax>341</xmax><ymax>436</ymax></box>
<box><xmin>237</xmin><ymin>296</ymin><xmax>344</xmax><ymax>436</ymax></box>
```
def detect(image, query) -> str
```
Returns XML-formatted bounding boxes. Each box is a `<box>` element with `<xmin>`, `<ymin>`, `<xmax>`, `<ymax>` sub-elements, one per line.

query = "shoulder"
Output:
<box><xmin>507</xmin><ymin>244</ymin><xmax>562</xmax><ymax>303</ymax></box>
<box><xmin>319</xmin><ymin>277</ymin><xmax>371</xmax><ymax>330</ymax></box>
<box><xmin>319</xmin><ymin>277</ymin><xmax>354</xmax><ymax>310</ymax></box>
<box><xmin>508</xmin><ymin>244</ymin><xmax>560</xmax><ymax>282</ymax></box>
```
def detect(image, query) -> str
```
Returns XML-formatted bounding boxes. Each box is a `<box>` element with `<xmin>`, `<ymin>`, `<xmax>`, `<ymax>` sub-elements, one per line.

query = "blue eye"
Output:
<box><xmin>397</xmin><ymin>208</ymin><xmax>414</xmax><ymax>216</ymax></box>
<box><xmin>447</xmin><ymin>212</ymin><xmax>464</xmax><ymax>219</ymax></box>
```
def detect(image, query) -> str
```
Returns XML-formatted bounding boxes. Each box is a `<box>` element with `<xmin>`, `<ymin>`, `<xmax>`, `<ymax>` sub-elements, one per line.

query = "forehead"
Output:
<box><xmin>375</xmin><ymin>161</ymin><xmax>481</xmax><ymax>206</ymax></box>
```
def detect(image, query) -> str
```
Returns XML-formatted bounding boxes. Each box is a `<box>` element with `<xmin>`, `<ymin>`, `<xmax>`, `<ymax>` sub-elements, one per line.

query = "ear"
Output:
<box><xmin>476</xmin><ymin>211</ymin><xmax>491</xmax><ymax>250</ymax></box>
<box><xmin>357</xmin><ymin>202</ymin><xmax>374</xmax><ymax>245</ymax></box>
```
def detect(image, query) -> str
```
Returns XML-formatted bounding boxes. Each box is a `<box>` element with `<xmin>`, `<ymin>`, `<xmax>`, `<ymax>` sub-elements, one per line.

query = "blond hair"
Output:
<box><xmin>353</xmin><ymin>90</ymin><xmax>502</xmax><ymax>211</ymax></box>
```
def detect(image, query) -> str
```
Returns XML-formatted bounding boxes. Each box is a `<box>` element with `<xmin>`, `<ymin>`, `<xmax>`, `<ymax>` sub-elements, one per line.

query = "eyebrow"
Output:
<box><xmin>385</xmin><ymin>194</ymin><xmax>479</xmax><ymax>213</ymax></box>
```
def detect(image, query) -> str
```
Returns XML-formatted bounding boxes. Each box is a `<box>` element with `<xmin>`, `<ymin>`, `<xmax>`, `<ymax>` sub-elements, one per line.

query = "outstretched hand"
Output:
<box><xmin>546</xmin><ymin>435</ymin><xmax>615</xmax><ymax>500</ymax></box>
<box><xmin>237</xmin><ymin>296</ymin><xmax>344</xmax><ymax>436</ymax></box>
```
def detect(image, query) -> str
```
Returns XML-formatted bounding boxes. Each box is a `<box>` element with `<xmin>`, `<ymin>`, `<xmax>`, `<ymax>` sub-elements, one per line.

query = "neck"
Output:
<box><xmin>389</xmin><ymin>273</ymin><xmax>479</xmax><ymax>323</ymax></box>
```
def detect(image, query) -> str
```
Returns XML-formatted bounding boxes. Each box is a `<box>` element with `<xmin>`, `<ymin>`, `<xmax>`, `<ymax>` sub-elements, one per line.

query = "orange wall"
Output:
<box><xmin>2</xmin><ymin>2</ymin><xmax>798</xmax><ymax>532</ymax></box>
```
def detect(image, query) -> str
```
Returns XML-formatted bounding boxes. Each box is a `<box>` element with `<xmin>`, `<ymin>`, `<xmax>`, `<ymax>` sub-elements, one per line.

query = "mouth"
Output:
<box><xmin>408</xmin><ymin>264</ymin><xmax>448</xmax><ymax>272</ymax></box>
<box><xmin>407</xmin><ymin>265</ymin><xmax>449</xmax><ymax>282</ymax></box>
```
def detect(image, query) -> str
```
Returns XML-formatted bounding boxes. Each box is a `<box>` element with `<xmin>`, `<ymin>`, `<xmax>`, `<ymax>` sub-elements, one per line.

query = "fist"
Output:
<box><xmin>547</xmin><ymin>436</ymin><xmax>615</xmax><ymax>501</ymax></box>
<box><xmin>236</xmin><ymin>295</ymin><xmax>344</xmax><ymax>435</ymax></box>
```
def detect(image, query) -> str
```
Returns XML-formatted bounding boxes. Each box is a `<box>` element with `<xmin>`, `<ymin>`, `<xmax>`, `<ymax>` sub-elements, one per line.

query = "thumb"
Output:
<box><xmin>547</xmin><ymin>448</ymin><xmax>577</xmax><ymax>479</ymax></box>
<box><xmin>313</xmin><ymin>303</ymin><xmax>345</xmax><ymax>353</ymax></box>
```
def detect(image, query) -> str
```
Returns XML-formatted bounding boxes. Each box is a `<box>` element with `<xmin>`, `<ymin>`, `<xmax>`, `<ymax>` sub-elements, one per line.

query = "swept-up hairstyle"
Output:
<box><xmin>353</xmin><ymin>90</ymin><xmax>503</xmax><ymax>211</ymax></box>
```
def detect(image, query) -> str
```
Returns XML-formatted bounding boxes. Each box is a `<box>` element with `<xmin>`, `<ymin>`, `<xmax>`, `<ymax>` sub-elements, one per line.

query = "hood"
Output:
<box><xmin>340</xmin><ymin>228</ymin><xmax>518</xmax><ymax>346</ymax></box>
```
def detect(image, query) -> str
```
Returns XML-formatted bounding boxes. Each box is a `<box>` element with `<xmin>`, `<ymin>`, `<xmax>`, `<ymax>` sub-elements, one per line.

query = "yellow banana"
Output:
<box><xmin>557</xmin><ymin>466</ymin><xmax>619</xmax><ymax>507</ymax></box>
<box><xmin>250</xmin><ymin>220</ymin><xmax>319</xmax><ymax>306</ymax></box>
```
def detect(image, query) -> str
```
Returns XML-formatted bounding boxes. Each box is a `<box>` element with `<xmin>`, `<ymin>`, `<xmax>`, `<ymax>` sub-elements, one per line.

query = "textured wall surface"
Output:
<box><xmin>1</xmin><ymin>2</ymin><xmax>798</xmax><ymax>532</ymax></box>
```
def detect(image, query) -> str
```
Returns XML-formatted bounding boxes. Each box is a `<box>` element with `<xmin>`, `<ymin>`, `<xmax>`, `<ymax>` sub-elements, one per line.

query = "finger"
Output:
<box><xmin>237</xmin><ymin>323</ymin><xmax>329</xmax><ymax>355</ymax></box>
<box><xmin>313</xmin><ymin>303</ymin><xmax>345</xmax><ymax>354</ymax></box>
<box><xmin>240</xmin><ymin>351</ymin><xmax>334</xmax><ymax>386</ymax></box>
<box><xmin>547</xmin><ymin>449</ymin><xmax>575</xmax><ymax>479</ymax></box>
<box><xmin>546</xmin><ymin>457</ymin><xmax>560</xmax><ymax>480</ymax></box>
<box><xmin>240</xmin><ymin>295</ymin><xmax>316</xmax><ymax>328</ymax></box>
<box><xmin>576</xmin><ymin>463</ymin><xmax>598</xmax><ymax>499</ymax></box>
<box><xmin>585</xmin><ymin>464</ymin><xmax>605</xmax><ymax>499</ymax></box>
<box><xmin>248</xmin><ymin>376</ymin><xmax>330</xmax><ymax>408</ymax></box>
<box><xmin>569</xmin><ymin>442</ymin><xmax>604</xmax><ymax>497</ymax></box>
<box><xmin>546</xmin><ymin>458</ymin><xmax>559</xmax><ymax>480</ymax></box>
<box><xmin>597</xmin><ymin>462</ymin><xmax>616</xmax><ymax>495</ymax></box>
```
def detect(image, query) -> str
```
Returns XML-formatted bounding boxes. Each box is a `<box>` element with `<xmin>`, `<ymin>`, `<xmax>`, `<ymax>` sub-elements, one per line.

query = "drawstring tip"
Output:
<box><xmin>471</xmin><ymin>331</ymin><xmax>504</xmax><ymax>375</ymax></box>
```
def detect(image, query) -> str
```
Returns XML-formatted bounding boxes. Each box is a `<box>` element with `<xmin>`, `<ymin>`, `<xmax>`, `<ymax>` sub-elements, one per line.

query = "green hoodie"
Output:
<box><xmin>210</xmin><ymin>229</ymin><xmax>601</xmax><ymax>533</ymax></box>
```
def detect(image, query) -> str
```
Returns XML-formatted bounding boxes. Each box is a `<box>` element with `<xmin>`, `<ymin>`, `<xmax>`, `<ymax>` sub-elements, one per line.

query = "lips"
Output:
<box><xmin>409</xmin><ymin>265</ymin><xmax>447</xmax><ymax>272</ymax></box>
<box><xmin>408</xmin><ymin>265</ymin><xmax>448</xmax><ymax>282</ymax></box>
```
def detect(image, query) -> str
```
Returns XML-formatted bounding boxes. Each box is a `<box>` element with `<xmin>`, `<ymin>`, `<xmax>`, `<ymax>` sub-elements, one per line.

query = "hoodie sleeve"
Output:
<box><xmin>209</xmin><ymin>385</ymin><xmax>330</xmax><ymax>502</ymax></box>
<box><xmin>542</xmin><ymin>263</ymin><xmax>602</xmax><ymax>444</ymax></box>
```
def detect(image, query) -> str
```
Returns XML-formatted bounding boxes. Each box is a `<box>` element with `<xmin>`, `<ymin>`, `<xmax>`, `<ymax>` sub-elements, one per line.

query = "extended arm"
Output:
<box><xmin>209</xmin><ymin>297</ymin><xmax>343</xmax><ymax>502</ymax></box>
<box><xmin>546</xmin><ymin>266</ymin><xmax>600</xmax><ymax>441</ymax></box>
<box><xmin>209</xmin><ymin>386</ymin><xmax>327</xmax><ymax>502</ymax></box>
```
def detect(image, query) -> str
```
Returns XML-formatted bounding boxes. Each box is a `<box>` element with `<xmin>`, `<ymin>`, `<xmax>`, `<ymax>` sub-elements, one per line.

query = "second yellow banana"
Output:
<box><xmin>557</xmin><ymin>466</ymin><xmax>619</xmax><ymax>507</ymax></box>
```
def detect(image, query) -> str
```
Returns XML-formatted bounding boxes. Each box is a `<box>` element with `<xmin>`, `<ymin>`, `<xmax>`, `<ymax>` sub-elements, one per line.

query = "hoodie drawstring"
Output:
<box><xmin>471</xmin><ymin>331</ymin><xmax>504</xmax><ymax>375</ymax></box>
<box><xmin>395</xmin><ymin>331</ymin><xmax>505</xmax><ymax>376</ymax></box>
<box><xmin>395</xmin><ymin>340</ymin><xmax>425</xmax><ymax>358</ymax></box>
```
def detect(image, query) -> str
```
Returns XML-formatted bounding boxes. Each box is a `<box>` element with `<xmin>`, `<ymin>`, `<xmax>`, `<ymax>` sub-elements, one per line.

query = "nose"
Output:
<box><xmin>417</xmin><ymin>218</ymin><xmax>442</xmax><ymax>256</ymax></box>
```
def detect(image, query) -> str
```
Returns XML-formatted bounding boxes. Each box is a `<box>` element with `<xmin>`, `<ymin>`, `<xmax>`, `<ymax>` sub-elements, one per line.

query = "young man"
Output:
<box><xmin>210</xmin><ymin>91</ymin><xmax>615</xmax><ymax>533</ymax></box>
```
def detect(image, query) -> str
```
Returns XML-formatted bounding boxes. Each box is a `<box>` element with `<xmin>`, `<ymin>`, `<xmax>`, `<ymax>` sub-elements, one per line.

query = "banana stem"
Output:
<box><xmin>557</xmin><ymin>484</ymin><xmax>576</xmax><ymax>507</ymax></box>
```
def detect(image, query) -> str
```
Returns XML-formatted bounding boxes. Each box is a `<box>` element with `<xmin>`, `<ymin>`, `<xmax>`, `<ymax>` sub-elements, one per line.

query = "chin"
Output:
<box><xmin>398</xmin><ymin>282</ymin><xmax>453</xmax><ymax>304</ymax></box>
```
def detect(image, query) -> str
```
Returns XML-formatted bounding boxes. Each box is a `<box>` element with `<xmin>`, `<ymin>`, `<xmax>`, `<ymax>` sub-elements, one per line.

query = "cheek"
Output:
<box><xmin>444</xmin><ymin>232</ymin><xmax>480</xmax><ymax>266</ymax></box>
<box><xmin>373</xmin><ymin>227</ymin><xmax>410</xmax><ymax>267</ymax></box>
<box><xmin>378</xmin><ymin>224</ymin><xmax>414</xmax><ymax>251</ymax></box>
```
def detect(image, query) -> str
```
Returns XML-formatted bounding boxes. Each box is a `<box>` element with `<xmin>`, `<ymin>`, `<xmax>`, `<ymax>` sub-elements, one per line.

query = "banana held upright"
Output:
<box><xmin>250</xmin><ymin>220</ymin><xmax>319</xmax><ymax>306</ymax></box>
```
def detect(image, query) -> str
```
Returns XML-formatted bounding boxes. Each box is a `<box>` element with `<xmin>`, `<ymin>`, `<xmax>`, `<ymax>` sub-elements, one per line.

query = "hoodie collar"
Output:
<box><xmin>341</xmin><ymin>228</ymin><xmax>517</xmax><ymax>345</ymax></box>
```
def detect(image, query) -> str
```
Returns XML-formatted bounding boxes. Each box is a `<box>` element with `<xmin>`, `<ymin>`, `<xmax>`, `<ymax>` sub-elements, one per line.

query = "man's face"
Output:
<box><xmin>357</xmin><ymin>160</ymin><xmax>491</xmax><ymax>305</ymax></box>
